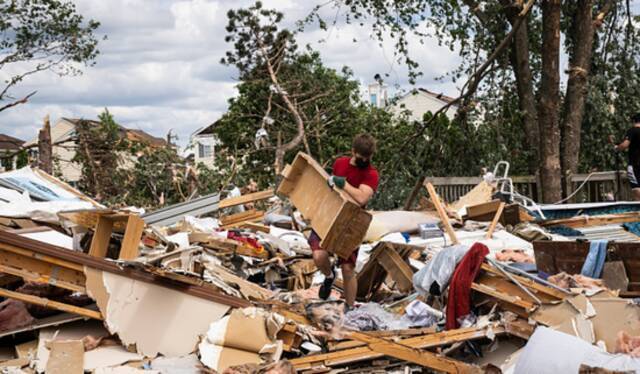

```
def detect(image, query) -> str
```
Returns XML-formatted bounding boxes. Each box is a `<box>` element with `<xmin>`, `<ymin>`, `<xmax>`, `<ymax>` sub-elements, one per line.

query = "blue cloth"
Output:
<box><xmin>580</xmin><ymin>240</ymin><xmax>608</xmax><ymax>278</ymax></box>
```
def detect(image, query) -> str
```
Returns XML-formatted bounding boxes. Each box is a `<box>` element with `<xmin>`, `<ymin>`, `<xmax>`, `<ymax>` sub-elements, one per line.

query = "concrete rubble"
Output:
<box><xmin>0</xmin><ymin>154</ymin><xmax>637</xmax><ymax>373</ymax></box>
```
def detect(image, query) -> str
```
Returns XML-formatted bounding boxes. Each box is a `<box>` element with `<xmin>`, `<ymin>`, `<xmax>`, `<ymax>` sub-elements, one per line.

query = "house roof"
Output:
<box><xmin>63</xmin><ymin>118</ymin><xmax>167</xmax><ymax>148</ymax></box>
<box><xmin>417</xmin><ymin>88</ymin><xmax>456</xmax><ymax>104</ymax></box>
<box><xmin>192</xmin><ymin>121</ymin><xmax>217</xmax><ymax>137</ymax></box>
<box><xmin>0</xmin><ymin>134</ymin><xmax>25</xmax><ymax>151</ymax></box>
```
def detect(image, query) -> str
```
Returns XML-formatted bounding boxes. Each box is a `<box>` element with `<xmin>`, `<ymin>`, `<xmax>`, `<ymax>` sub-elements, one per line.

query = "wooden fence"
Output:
<box><xmin>427</xmin><ymin>171</ymin><xmax>631</xmax><ymax>204</ymax></box>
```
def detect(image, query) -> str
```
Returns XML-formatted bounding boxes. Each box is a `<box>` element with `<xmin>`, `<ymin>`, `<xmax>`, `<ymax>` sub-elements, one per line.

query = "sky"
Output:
<box><xmin>0</xmin><ymin>0</ymin><xmax>462</xmax><ymax>148</ymax></box>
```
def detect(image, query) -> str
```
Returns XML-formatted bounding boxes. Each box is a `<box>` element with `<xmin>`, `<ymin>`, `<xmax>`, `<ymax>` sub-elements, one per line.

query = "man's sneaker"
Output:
<box><xmin>318</xmin><ymin>270</ymin><xmax>335</xmax><ymax>300</ymax></box>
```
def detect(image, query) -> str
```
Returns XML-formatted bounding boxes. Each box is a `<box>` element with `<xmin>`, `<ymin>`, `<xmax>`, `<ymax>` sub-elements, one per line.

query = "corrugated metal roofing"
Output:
<box><xmin>577</xmin><ymin>224</ymin><xmax>640</xmax><ymax>242</ymax></box>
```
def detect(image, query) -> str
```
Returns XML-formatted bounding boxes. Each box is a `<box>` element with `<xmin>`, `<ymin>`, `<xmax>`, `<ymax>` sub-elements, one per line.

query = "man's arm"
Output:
<box><xmin>343</xmin><ymin>183</ymin><xmax>374</xmax><ymax>207</ymax></box>
<box><xmin>617</xmin><ymin>139</ymin><xmax>631</xmax><ymax>151</ymax></box>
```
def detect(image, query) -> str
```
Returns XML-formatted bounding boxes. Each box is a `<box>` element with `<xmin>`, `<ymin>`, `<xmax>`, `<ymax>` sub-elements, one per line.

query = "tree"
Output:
<box><xmin>304</xmin><ymin>0</ymin><xmax>619</xmax><ymax>202</ymax></box>
<box><xmin>0</xmin><ymin>0</ymin><xmax>100</xmax><ymax>112</ymax></box>
<box><xmin>222</xmin><ymin>2</ymin><xmax>310</xmax><ymax>174</ymax></box>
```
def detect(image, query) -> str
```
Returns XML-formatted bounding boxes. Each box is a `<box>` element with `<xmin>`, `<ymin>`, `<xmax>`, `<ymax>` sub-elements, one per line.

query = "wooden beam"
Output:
<box><xmin>0</xmin><ymin>287</ymin><xmax>102</xmax><ymax>320</ymax></box>
<box><xmin>218</xmin><ymin>189</ymin><xmax>274</xmax><ymax>209</ymax></box>
<box><xmin>89</xmin><ymin>215</ymin><xmax>113</xmax><ymax>258</ymax></box>
<box><xmin>485</xmin><ymin>202</ymin><xmax>505</xmax><ymax>239</ymax></box>
<box><xmin>540</xmin><ymin>212</ymin><xmax>640</xmax><ymax>228</ymax></box>
<box><xmin>346</xmin><ymin>331</ymin><xmax>482</xmax><ymax>374</ymax></box>
<box><xmin>425</xmin><ymin>182</ymin><xmax>459</xmax><ymax>244</ymax></box>
<box><xmin>403</xmin><ymin>175</ymin><xmax>426</xmax><ymax>210</ymax></box>
<box><xmin>220</xmin><ymin>210</ymin><xmax>264</xmax><ymax>226</ymax></box>
<box><xmin>119</xmin><ymin>214</ymin><xmax>145</xmax><ymax>260</ymax></box>
<box><xmin>290</xmin><ymin>325</ymin><xmax>503</xmax><ymax>369</ymax></box>
<box><xmin>375</xmin><ymin>247</ymin><xmax>414</xmax><ymax>293</ymax></box>
<box><xmin>0</xmin><ymin>251</ymin><xmax>86</xmax><ymax>293</ymax></box>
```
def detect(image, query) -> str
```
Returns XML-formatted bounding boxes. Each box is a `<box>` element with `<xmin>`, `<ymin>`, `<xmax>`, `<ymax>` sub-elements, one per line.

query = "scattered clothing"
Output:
<box><xmin>445</xmin><ymin>242</ymin><xmax>489</xmax><ymax>330</ymax></box>
<box><xmin>413</xmin><ymin>244</ymin><xmax>469</xmax><ymax>296</ymax></box>
<box><xmin>509</xmin><ymin>222</ymin><xmax>553</xmax><ymax>241</ymax></box>
<box><xmin>547</xmin><ymin>272</ymin><xmax>604</xmax><ymax>290</ymax></box>
<box><xmin>403</xmin><ymin>300</ymin><xmax>441</xmax><ymax>327</ymax></box>
<box><xmin>581</xmin><ymin>240</ymin><xmax>608</xmax><ymax>278</ymax></box>
<box><xmin>495</xmin><ymin>249</ymin><xmax>535</xmax><ymax>264</ymax></box>
<box><xmin>343</xmin><ymin>303</ymin><xmax>415</xmax><ymax>331</ymax></box>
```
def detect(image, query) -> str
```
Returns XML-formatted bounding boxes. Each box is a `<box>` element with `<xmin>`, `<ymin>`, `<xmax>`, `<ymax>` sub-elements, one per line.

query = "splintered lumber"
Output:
<box><xmin>220</xmin><ymin>210</ymin><xmax>265</xmax><ymax>228</ymax></box>
<box><xmin>218</xmin><ymin>189</ymin><xmax>274</xmax><ymax>209</ymax></box>
<box><xmin>290</xmin><ymin>325</ymin><xmax>504</xmax><ymax>370</ymax></box>
<box><xmin>0</xmin><ymin>230</ymin><xmax>249</xmax><ymax>308</ymax></box>
<box><xmin>88</xmin><ymin>212</ymin><xmax>145</xmax><ymax>260</ymax></box>
<box><xmin>346</xmin><ymin>331</ymin><xmax>482</xmax><ymax>374</ymax></box>
<box><xmin>356</xmin><ymin>242</ymin><xmax>418</xmax><ymax>300</ymax></box>
<box><xmin>277</xmin><ymin>152</ymin><xmax>372</xmax><ymax>259</ymax></box>
<box><xmin>425</xmin><ymin>182</ymin><xmax>459</xmax><ymax>244</ymax></box>
<box><xmin>465</xmin><ymin>199</ymin><xmax>502</xmax><ymax>221</ymax></box>
<box><xmin>540</xmin><ymin>211</ymin><xmax>640</xmax><ymax>228</ymax></box>
<box><xmin>471</xmin><ymin>262</ymin><xmax>567</xmax><ymax>317</ymax></box>
<box><xmin>485</xmin><ymin>202</ymin><xmax>505</xmax><ymax>239</ymax></box>
<box><xmin>0</xmin><ymin>287</ymin><xmax>102</xmax><ymax>320</ymax></box>
<box><xmin>451</xmin><ymin>181</ymin><xmax>493</xmax><ymax>211</ymax></box>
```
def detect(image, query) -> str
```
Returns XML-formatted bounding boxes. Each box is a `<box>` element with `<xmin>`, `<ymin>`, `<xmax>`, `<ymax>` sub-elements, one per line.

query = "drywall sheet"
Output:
<box><xmin>84</xmin><ymin>268</ymin><xmax>230</xmax><ymax>357</ymax></box>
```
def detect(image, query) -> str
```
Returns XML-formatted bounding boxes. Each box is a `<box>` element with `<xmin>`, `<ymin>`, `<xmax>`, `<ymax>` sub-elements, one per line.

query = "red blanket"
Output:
<box><xmin>445</xmin><ymin>242</ymin><xmax>489</xmax><ymax>330</ymax></box>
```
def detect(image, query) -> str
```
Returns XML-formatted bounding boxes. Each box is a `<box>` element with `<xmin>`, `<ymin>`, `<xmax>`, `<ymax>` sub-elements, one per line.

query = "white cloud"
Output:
<box><xmin>0</xmin><ymin>0</ymin><xmax>461</xmax><ymax>148</ymax></box>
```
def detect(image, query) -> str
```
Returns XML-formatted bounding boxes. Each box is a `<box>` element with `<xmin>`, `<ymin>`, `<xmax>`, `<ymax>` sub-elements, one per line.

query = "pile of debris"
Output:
<box><xmin>0</xmin><ymin>153</ymin><xmax>637</xmax><ymax>373</ymax></box>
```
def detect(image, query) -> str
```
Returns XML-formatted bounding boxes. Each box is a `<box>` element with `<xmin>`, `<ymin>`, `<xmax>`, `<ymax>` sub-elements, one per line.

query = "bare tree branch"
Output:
<box><xmin>0</xmin><ymin>91</ymin><xmax>36</xmax><ymax>113</ymax></box>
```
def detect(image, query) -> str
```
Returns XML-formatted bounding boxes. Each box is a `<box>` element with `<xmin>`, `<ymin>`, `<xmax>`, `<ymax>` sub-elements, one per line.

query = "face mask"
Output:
<box><xmin>355</xmin><ymin>157</ymin><xmax>370</xmax><ymax>169</ymax></box>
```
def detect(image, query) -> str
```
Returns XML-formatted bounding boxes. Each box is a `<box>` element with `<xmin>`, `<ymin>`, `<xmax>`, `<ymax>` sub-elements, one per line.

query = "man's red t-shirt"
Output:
<box><xmin>332</xmin><ymin>156</ymin><xmax>379</xmax><ymax>193</ymax></box>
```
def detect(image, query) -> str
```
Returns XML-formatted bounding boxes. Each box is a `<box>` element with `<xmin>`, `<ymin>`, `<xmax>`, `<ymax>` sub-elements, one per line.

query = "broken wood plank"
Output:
<box><xmin>540</xmin><ymin>212</ymin><xmax>640</xmax><ymax>228</ymax></box>
<box><xmin>425</xmin><ymin>182</ymin><xmax>459</xmax><ymax>244</ymax></box>
<box><xmin>290</xmin><ymin>325</ymin><xmax>504</xmax><ymax>369</ymax></box>
<box><xmin>0</xmin><ymin>230</ymin><xmax>249</xmax><ymax>309</ymax></box>
<box><xmin>346</xmin><ymin>331</ymin><xmax>481</xmax><ymax>374</ymax></box>
<box><xmin>485</xmin><ymin>202</ymin><xmax>505</xmax><ymax>239</ymax></box>
<box><xmin>465</xmin><ymin>199</ymin><xmax>502</xmax><ymax>220</ymax></box>
<box><xmin>239</xmin><ymin>221</ymin><xmax>270</xmax><ymax>233</ymax></box>
<box><xmin>88</xmin><ymin>215</ymin><xmax>113</xmax><ymax>258</ymax></box>
<box><xmin>376</xmin><ymin>247</ymin><xmax>414</xmax><ymax>293</ymax></box>
<box><xmin>0</xmin><ymin>250</ymin><xmax>86</xmax><ymax>292</ymax></box>
<box><xmin>0</xmin><ymin>287</ymin><xmax>102</xmax><ymax>320</ymax></box>
<box><xmin>119</xmin><ymin>214</ymin><xmax>145</xmax><ymax>260</ymax></box>
<box><xmin>220</xmin><ymin>210</ymin><xmax>264</xmax><ymax>227</ymax></box>
<box><xmin>218</xmin><ymin>189</ymin><xmax>274</xmax><ymax>209</ymax></box>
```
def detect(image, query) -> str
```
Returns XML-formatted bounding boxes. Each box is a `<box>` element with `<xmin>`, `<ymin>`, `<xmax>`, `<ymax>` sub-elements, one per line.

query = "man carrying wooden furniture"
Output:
<box><xmin>308</xmin><ymin>133</ymin><xmax>379</xmax><ymax>308</ymax></box>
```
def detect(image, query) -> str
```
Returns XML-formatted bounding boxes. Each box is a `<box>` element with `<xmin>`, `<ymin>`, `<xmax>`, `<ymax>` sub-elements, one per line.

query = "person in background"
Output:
<box><xmin>614</xmin><ymin>113</ymin><xmax>640</xmax><ymax>200</ymax></box>
<box><xmin>308</xmin><ymin>133</ymin><xmax>379</xmax><ymax>309</ymax></box>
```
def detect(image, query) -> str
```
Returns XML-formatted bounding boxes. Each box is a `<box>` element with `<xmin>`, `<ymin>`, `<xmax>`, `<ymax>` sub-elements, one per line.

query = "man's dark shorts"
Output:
<box><xmin>308</xmin><ymin>230</ymin><xmax>357</xmax><ymax>266</ymax></box>
<box><xmin>629</xmin><ymin>165</ymin><xmax>640</xmax><ymax>189</ymax></box>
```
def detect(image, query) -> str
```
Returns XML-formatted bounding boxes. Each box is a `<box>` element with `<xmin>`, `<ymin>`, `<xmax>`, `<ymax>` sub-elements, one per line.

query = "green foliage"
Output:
<box><xmin>0</xmin><ymin>0</ymin><xmax>100</xmax><ymax>106</ymax></box>
<box><xmin>73</xmin><ymin>110</ymin><xmax>129</xmax><ymax>201</ymax></box>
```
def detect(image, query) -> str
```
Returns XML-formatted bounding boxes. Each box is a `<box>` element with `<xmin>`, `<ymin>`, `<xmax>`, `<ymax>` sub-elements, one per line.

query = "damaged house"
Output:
<box><xmin>23</xmin><ymin>118</ymin><xmax>167</xmax><ymax>184</ymax></box>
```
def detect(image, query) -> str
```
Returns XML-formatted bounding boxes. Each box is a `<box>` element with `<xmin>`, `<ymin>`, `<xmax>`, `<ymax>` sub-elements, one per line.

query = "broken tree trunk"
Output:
<box><xmin>502</xmin><ymin>0</ymin><xmax>540</xmax><ymax>172</ymax></box>
<box><xmin>539</xmin><ymin>0</ymin><xmax>563</xmax><ymax>203</ymax></box>
<box><xmin>38</xmin><ymin>115</ymin><xmax>53</xmax><ymax>174</ymax></box>
<box><xmin>561</xmin><ymin>0</ymin><xmax>596</xmax><ymax>177</ymax></box>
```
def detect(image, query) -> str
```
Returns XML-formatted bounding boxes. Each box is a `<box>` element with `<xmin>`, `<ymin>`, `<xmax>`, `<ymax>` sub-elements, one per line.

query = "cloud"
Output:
<box><xmin>0</xmin><ymin>0</ymin><xmax>461</xmax><ymax>148</ymax></box>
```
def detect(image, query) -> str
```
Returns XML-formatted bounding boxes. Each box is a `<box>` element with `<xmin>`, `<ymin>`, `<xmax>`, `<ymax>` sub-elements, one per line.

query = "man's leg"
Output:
<box><xmin>633</xmin><ymin>188</ymin><xmax>640</xmax><ymax>201</ymax></box>
<box><xmin>312</xmin><ymin>249</ymin><xmax>332</xmax><ymax>277</ymax></box>
<box><xmin>341</xmin><ymin>262</ymin><xmax>357</xmax><ymax>307</ymax></box>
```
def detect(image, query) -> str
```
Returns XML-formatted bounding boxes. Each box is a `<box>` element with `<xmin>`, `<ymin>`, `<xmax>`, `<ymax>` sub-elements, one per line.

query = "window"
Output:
<box><xmin>198</xmin><ymin>143</ymin><xmax>212</xmax><ymax>158</ymax></box>
<box><xmin>370</xmin><ymin>93</ymin><xmax>377</xmax><ymax>106</ymax></box>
